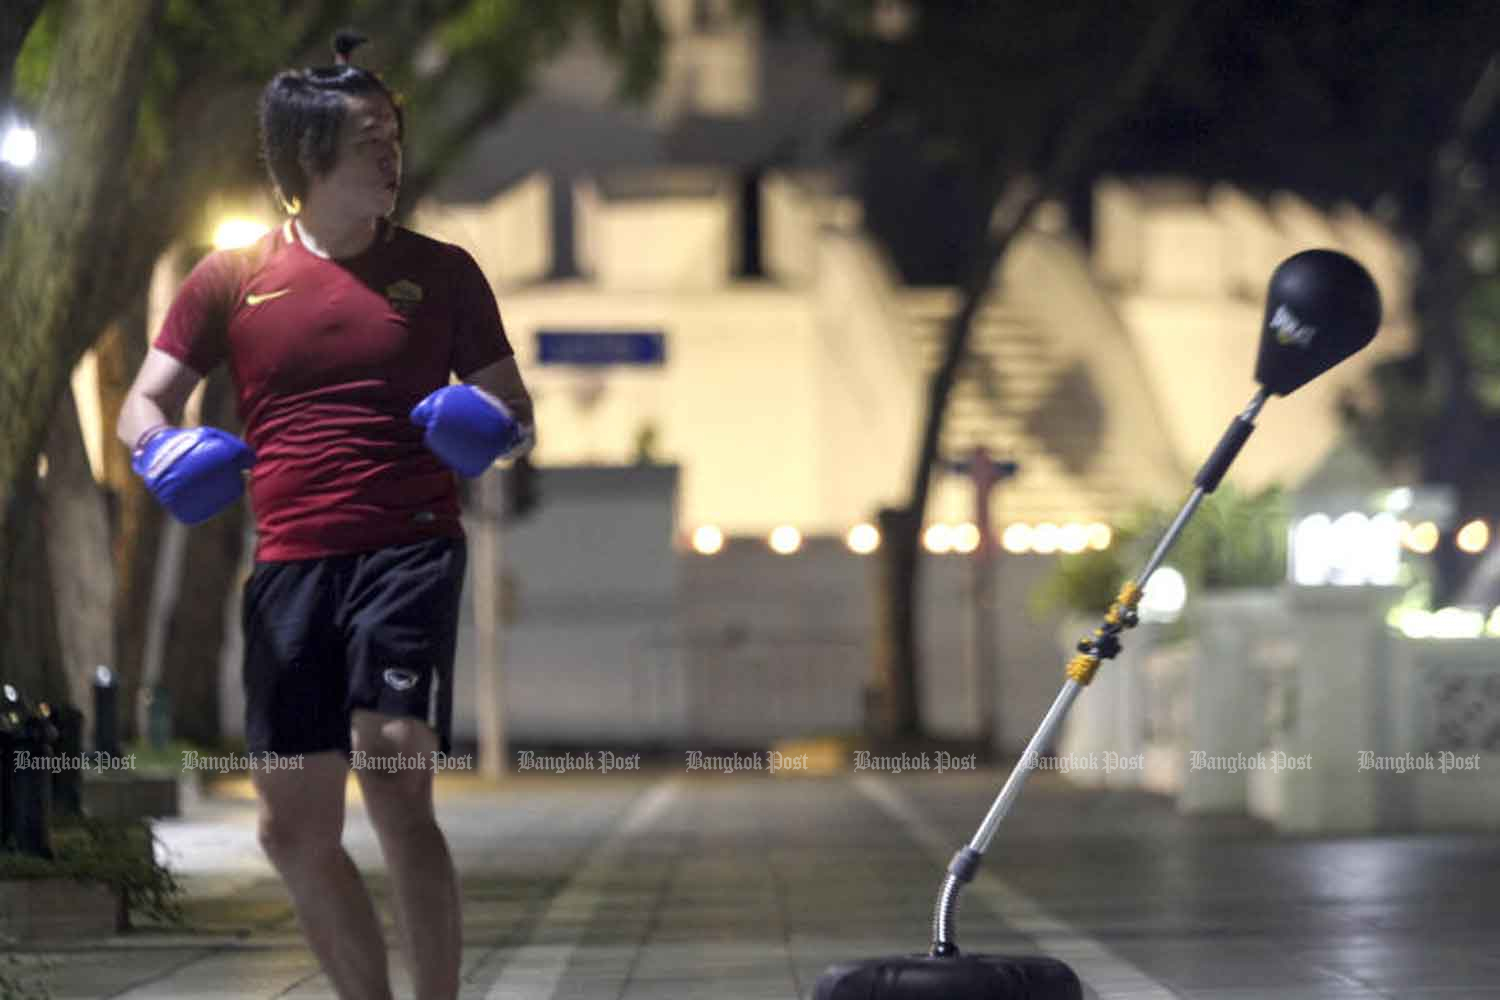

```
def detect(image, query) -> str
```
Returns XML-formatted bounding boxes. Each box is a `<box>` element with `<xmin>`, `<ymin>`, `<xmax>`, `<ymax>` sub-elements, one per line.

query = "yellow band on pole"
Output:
<box><xmin>1065</xmin><ymin>580</ymin><xmax>1145</xmax><ymax>684</ymax></box>
<box><xmin>1065</xmin><ymin>654</ymin><xmax>1100</xmax><ymax>686</ymax></box>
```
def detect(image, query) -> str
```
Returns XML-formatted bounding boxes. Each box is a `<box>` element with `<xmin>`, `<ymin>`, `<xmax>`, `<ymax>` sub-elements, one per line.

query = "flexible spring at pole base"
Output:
<box><xmin>930</xmin><ymin>847</ymin><xmax>983</xmax><ymax>956</ymax></box>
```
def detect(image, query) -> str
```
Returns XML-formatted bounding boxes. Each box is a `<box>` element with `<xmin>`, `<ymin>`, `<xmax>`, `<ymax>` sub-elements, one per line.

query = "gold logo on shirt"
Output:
<box><xmin>386</xmin><ymin>279</ymin><xmax>423</xmax><ymax>315</ymax></box>
<box><xmin>387</xmin><ymin>280</ymin><xmax>423</xmax><ymax>314</ymax></box>
<box><xmin>245</xmin><ymin>288</ymin><xmax>292</xmax><ymax>306</ymax></box>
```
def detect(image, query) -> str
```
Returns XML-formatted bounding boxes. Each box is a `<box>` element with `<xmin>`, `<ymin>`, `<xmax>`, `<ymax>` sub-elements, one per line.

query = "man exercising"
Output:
<box><xmin>116</xmin><ymin>33</ymin><xmax>530</xmax><ymax>1000</ymax></box>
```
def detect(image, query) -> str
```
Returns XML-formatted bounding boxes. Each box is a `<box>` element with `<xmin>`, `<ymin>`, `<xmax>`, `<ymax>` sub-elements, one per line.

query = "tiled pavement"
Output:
<box><xmin>4</xmin><ymin>764</ymin><xmax>1500</xmax><ymax>999</ymax></box>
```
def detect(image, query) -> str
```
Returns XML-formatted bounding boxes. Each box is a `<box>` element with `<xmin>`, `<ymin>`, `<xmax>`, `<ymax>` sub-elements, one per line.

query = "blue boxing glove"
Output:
<box><xmin>132</xmin><ymin>426</ymin><xmax>255</xmax><ymax>525</ymax></box>
<box><xmin>410</xmin><ymin>384</ymin><xmax>530</xmax><ymax>477</ymax></box>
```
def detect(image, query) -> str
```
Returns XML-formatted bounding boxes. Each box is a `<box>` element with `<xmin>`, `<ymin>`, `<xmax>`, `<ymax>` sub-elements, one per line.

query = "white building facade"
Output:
<box><xmin>413</xmin><ymin>170</ymin><xmax>1412</xmax><ymax>542</ymax></box>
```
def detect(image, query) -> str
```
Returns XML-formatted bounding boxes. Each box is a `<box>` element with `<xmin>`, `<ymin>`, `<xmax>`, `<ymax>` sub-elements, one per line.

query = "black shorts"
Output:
<box><xmin>241</xmin><ymin>536</ymin><xmax>466</xmax><ymax>757</ymax></box>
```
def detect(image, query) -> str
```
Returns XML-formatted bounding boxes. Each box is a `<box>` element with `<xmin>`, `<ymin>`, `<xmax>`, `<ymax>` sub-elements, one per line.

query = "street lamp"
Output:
<box><xmin>212</xmin><ymin>216</ymin><xmax>271</xmax><ymax>250</ymax></box>
<box><xmin>0</xmin><ymin>123</ymin><xmax>36</xmax><ymax>169</ymax></box>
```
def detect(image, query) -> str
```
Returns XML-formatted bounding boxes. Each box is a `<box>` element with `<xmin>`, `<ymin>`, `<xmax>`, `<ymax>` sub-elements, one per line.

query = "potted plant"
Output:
<box><xmin>0</xmin><ymin>816</ymin><xmax>182</xmax><ymax>943</ymax></box>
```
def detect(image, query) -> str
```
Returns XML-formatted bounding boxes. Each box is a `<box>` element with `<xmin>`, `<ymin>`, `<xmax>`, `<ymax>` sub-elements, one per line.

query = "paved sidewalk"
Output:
<box><xmin>4</xmin><ymin>765</ymin><xmax>1500</xmax><ymax>998</ymax></box>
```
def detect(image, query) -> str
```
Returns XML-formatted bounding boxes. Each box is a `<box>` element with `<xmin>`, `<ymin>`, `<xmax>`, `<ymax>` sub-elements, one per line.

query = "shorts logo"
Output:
<box><xmin>382</xmin><ymin>668</ymin><xmax>420</xmax><ymax>692</ymax></box>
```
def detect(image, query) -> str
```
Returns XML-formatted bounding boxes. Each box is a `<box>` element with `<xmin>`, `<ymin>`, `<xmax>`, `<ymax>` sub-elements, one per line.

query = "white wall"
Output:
<box><xmin>492</xmin><ymin>174</ymin><xmax>926</xmax><ymax>537</ymax></box>
<box><xmin>496</xmin><ymin>284</ymin><xmax>835</xmax><ymax>533</ymax></box>
<box><xmin>652</xmin><ymin>0</ymin><xmax>760</xmax><ymax>118</ymax></box>
<box><xmin>811</xmin><ymin>228</ymin><xmax>924</xmax><ymax>525</ymax></box>
<box><xmin>1001</xmin><ymin>232</ymin><xmax>1185</xmax><ymax>503</ymax></box>
<box><xmin>575</xmin><ymin>173</ymin><xmax>737</xmax><ymax>290</ymax></box>
<box><xmin>446</xmin><ymin>463</ymin><xmax>1071</xmax><ymax>753</ymax></box>
<box><xmin>762</xmin><ymin>172</ymin><xmax>819</xmax><ymax>285</ymax></box>
<box><xmin>413</xmin><ymin>170</ymin><xmax>1421</xmax><ymax>531</ymax></box>
<box><xmin>411</xmin><ymin>173</ymin><xmax>552</xmax><ymax>288</ymax></box>
<box><xmin>457</xmin><ymin>466</ymin><xmax>684</xmax><ymax>746</ymax></box>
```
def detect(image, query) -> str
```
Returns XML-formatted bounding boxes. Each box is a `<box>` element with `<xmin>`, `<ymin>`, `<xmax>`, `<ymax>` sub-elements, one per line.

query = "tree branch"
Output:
<box><xmin>906</xmin><ymin>0</ymin><xmax>1197</xmax><ymax>517</ymax></box>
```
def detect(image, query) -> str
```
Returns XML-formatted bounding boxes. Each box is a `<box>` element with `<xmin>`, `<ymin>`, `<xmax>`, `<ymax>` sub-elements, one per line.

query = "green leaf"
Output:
<box><xmin>10</xmin><ymin>1</ymin><xmax>61</xmax><ymax>105</ymax></box>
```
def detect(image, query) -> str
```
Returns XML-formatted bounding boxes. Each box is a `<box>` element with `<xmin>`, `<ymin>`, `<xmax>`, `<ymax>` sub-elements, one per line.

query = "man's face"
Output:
<box><xmin>309</xmin><ymin>92</ymin><xmax>402</xmax><ymax>219</ymax></box>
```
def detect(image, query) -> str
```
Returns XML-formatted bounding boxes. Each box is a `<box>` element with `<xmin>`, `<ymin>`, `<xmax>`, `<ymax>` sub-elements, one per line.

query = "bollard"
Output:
<box><xmin>11</xmin><ymin>698</ymin><xmax>56</xmax><ymax>858</ymax></box>
<box><xmin>0</xmin><ymin>686</ymin><xmax>55</xmax><ymax>858</ymax></box>
<box><xmin>0</xmin><ymin>684</ymin><xmax>19</xmax><ymax>850</ymax></box>
<box><xmin>93</xmin><ymin>665</ymin><xmax>119</xmax><ymax>758</ymax></box>
<box><xmin>46</xmin><ymin>702</ymin><xmax>84</xmax><ymax>819</ymax></box>
<box><xmin>145</xmin><ymin>685</ymin><xmax>172</xmax><ymax>751</ymax></box>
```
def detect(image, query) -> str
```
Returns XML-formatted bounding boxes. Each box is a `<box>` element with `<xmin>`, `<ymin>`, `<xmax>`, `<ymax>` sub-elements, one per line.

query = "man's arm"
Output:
<box><xmin>463</xmin><ymin>356</ymin><xmax>534</xmax><ymax>433</ymax></box>
<box><xmin>409</xmin><ymin>355</ymin><xmax>535</xmax><ymax>476</ymax></box>
<box><xmin>117</xmin><ymin>347</ymin><xmax>252</xmax><ymax>525</ymax></box>
<box><xmin>117</xmin><ymin>348</ymin><xmax>205</xmax><ymax>450</ymax></box>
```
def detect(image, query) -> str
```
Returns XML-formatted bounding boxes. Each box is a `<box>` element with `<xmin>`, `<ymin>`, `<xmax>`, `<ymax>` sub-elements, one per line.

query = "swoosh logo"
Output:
<box><xmin>245</xmin><ymin>288</ymin><xmax>291</xmax><ymax>306</ymax></box>
<box><xmin>383</xmin><ymin>668</ymin><xmax>420</xmax><ymax>692</ymax></box>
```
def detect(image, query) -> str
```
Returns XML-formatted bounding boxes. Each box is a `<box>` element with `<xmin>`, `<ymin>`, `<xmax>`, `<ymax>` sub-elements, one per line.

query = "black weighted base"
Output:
<box><xmin>815</xmin><ymin>954</ymin><xmax>1082</xmax><ymax>1000</ymax></box>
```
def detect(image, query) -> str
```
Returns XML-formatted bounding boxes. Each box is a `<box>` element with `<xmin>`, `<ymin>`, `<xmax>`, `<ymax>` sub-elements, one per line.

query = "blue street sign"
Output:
<box><xmin>941</xmin><ymin>456</ymin><xmax>1019</xmax><ymax>479</ymax></box>
<box><xmin>537</xmin><ymin>330</ymin><xmax>666</xmax><ymax>366</ymax></box>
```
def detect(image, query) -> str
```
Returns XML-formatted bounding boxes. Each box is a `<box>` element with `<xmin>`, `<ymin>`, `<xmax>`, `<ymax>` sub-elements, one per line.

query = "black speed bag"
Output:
<box><xmin>1254</xmin><ymin>248</ymin><xmax>1381</xmax><ymax>397</ymax></box>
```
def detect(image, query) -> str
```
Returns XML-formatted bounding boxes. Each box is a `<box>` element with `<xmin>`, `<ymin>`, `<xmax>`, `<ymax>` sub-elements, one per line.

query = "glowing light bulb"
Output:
<box><xmin>923</xmin><ymin>524</ymin><xmax>953</xmax><ymax>554</ymax></box>
<box><xmin>847</xmin><ymin>523</ymin><xmax>880</xmax><ymax>554</ymax></box>
<box><xmin>212</xmin><ymin>217</ymin><xmax>271</xmax><ymax>250</ymax></box>
<box><xmin>1001</xmin><ymin>523</ymin><xmax>1032</xmax><ymax>554</ymax></box>
<box><xmin>692</xmin><ymin>525</ymin><xmax>724</xmax><ymax>555</ymax></box>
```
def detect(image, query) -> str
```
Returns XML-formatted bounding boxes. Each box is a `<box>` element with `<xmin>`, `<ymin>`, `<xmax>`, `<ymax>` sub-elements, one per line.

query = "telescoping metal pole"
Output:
<box><xmin>930</xmin><ymin>388</ymin><xmax>1269</xmax><ymax>956</ymax></box>
<box><xmin>925</xmin><ymin>247</ymin><xmax>1383</xmax><ymax>959</ymax></box>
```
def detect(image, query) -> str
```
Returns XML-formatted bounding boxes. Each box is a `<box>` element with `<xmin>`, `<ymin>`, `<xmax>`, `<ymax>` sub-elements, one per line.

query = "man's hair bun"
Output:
<box><xmin>333</xmin><ymin>30</ymin><xmax>368</xmax><ymax>65</ymax></box>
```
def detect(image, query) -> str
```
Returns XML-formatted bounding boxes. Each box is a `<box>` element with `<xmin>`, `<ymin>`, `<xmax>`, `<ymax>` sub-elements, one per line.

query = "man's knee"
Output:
<box><xmin>351</xmin><ymin>712</ymin><xmax>440</xmax><ymax>838</ymax></box>
<box><xmin>252</xmin><ymin>751</ymin><xmax>347</xmax><ymax>866</ymax></box>
<box><xmin>351</xmin><ymin>708</ymin><xmax>438</xmax><ymax>761</ymax></box>
<box><xmin>258</xmin><ymin>811</ymin><xmax>342</xmax><ymax>865</ymax></box>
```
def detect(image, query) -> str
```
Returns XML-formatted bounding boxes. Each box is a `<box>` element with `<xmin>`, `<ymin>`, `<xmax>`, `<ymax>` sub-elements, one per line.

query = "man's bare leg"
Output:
<box><xmin>254</xmin><ymin>751</ymin><xmax>392</xmax><ymax>1000</ymax></box>
<box><xmin>352</xmin><ymin>709</ymin><xmax>461</xmax><ymax>1000</ymax></box>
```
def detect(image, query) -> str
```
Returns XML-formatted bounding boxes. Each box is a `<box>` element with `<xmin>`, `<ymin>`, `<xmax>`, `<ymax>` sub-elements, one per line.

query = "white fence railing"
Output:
<box><xmin>1056</xmin><ymin>583</ymin><xmax>1500</xmax><ymax>833</ymax></box>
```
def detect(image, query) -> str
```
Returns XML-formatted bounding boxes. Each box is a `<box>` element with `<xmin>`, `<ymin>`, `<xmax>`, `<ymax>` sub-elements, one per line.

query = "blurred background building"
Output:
<box><xmin>404</xmin><ymin>0</ymin><xmax>1412</xmax><ymax>535</ymax></box>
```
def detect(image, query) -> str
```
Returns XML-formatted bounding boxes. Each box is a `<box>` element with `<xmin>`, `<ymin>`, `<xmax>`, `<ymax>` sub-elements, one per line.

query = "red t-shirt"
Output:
<box><xmin>154</xmin><ymin>219</ymin><xmax>512</xmax><ymax>561</ymax></box>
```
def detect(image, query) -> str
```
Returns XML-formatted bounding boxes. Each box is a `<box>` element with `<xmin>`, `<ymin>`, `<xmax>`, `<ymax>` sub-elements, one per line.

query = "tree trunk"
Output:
<box><xmin>158</xmin><ymin>371</ymin><xmax>245</xmax><ymax>748</ymax></box>
<box><xmin>1417</xmin><ymin>244</ymin><xmax>1481</xmax><ymax>604</ymax></box>
<box><xmin>0</xmin><ymin>0</ymin><xmax>164</xmax><ymax>714</ymax></box>
<box><xmin>41</xmin><ymin>385</ymin><xmax>114</xmax><ymax>711</ymax></box>
<box><xmin>0</xmin><ymin>471</ymin><xmax>64</xmax><ymax>706</ymax></box>
<box><xmin>1415</xmin><ymin>57</ymin><xmax>1500</xmax><ymax>603</ymax></box>
<box><xmin>95</xmin><ymin>292</ymin><xmax>163</xmax><ymax>744</ymax></box>
<box><xmin>869</xmin><ymin>174</ymin><xmax>1042</xmax><ymax>742</ymax></box>
<box><xmin>871</xmin><ymin>506</ymin><xmax>922</xmax><ymax>739</ymax></box>
<box><xmin>871</xmin><ymin>1</ymin><xmax>1193</xmax><ymax>742</ymax></box>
